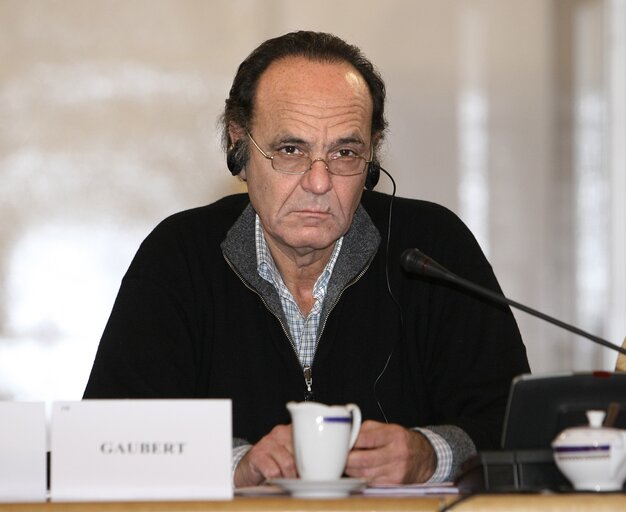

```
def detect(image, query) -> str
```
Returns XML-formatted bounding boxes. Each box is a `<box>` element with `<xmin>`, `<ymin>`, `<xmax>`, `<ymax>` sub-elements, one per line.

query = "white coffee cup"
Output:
<box><xmin>287</xmin><ymin>401</ymin><xmax>361</xmax><ymax>481</ymax></box>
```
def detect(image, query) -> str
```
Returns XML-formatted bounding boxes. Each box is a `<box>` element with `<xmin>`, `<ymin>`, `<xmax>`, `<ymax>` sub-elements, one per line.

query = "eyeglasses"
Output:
<box><xmin>247</xmin><ymin>132</ymin><xmax>372</xmax><ymax>177</ymax></box>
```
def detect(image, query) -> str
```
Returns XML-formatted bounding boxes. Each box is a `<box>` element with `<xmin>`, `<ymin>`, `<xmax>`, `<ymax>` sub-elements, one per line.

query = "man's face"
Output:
<box><xmin>239</xmin><ymin>56</ymin><xmax>374</xmax><ymax>257</ymax></box>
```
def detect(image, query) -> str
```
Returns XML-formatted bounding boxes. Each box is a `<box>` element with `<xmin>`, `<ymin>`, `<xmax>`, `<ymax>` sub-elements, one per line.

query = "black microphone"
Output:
<box><xmin>400</xmin><ymin>248</ymin><xmax>626</xmax><ymax>357</ymax></box>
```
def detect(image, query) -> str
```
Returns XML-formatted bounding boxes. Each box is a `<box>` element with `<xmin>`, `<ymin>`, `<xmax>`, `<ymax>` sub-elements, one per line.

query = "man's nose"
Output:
<box><xmin>301</xmin><ymin>158</ymin><xmax>333</xmax><ymax>194</ymax></box>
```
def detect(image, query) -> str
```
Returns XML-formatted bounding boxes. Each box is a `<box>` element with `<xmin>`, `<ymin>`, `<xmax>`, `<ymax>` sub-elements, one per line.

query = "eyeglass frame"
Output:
<box><xmin>246</xmin><ymin>131</ymin><xmax>373</xmax><ymax>177</ymax></box>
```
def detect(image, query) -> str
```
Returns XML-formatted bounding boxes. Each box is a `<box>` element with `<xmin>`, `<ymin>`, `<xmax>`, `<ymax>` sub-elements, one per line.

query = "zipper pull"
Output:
<box><xmin>303</xmin><ymin>365</ymin><xmax>314</xmax><ymax>401</ymax></box>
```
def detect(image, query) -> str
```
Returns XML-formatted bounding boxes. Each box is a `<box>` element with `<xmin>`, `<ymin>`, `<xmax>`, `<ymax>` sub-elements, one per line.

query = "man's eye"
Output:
<box><xmin>334</xmin><ymin>148</ymin><xmax>358</xmax><ymax>159</ymax></box>
<box><xmin>278</xmin><ymin>145</ymin><xmax>303</xmax><ymax>156</ymax></box>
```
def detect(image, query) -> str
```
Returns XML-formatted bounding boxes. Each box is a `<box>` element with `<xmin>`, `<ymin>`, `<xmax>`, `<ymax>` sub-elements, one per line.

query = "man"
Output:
<box><xmin>84</xmin><ymin>31</ymin><xmax>529</xmax><ymax>487</ymax></box>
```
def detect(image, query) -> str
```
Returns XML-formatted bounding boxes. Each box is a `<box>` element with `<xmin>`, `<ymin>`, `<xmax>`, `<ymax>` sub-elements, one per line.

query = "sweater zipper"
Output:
<box><xmin>295</xmin><ymin>260</ymin><xmax>374</xmax><ymax>400</ymax></box>
<box><xmin>303</xmin><ymin>365</ymin><xmax>313</xmax><ymax>399</ymax></box>
<box><xmin>224</xmin><ymin>254</ymin><xmax>373</xmax><ymax>400</ymax></box>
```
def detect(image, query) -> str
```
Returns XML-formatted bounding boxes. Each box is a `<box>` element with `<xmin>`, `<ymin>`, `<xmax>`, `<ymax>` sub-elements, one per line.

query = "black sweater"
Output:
<box><xmin>84</xmin><ymin>191</ymin><xmax>529</xmax><ymax>464</ymax></box>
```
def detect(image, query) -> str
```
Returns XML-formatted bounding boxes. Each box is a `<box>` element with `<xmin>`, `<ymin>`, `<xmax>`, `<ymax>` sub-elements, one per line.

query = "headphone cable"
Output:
<box><xmin>373</xmin><ymin>167</ymin><xmax>404</xmax><ymax>423</ymax></box>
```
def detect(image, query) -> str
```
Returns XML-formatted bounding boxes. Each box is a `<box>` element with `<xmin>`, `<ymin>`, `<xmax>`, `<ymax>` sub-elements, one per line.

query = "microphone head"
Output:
<box><xmin>400</xmin><ymin>248</ymin><xmax>454</xmax><ymax>281</ymax></box>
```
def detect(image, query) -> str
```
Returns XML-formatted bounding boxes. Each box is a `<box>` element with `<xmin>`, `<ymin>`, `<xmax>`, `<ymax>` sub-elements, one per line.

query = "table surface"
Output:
<box><xmin>1</xmin><ymin>493</ymin><xmax>626</xmax><ymax>512</ymax></box>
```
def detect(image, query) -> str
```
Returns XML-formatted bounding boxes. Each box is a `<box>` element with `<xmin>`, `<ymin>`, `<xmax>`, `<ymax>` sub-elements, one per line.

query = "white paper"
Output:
<box><xmin>363</xmin><ymin>482</ymin><xmax>459</xmax><ymax>495</ymax></box>
<box><xmin>0</xmin><ymin>402</ymin><xmax>47</xmax><ymax>503</ymax></box>
<box><xmin>50</xmin><ymin>399</ymin><xmax>232</xmax><ymax>501</ymax></box>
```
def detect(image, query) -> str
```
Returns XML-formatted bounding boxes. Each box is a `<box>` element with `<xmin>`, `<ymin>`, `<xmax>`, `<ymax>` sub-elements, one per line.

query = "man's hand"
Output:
<box><xmin>234</xmin><ymin>424</ymin><xmax>296</xmax><ymax>487</ymax></box>
<box><xmin>344</xmin><ymin>420</ymin><xmax>436</xmax><ymax>484</ymax></box>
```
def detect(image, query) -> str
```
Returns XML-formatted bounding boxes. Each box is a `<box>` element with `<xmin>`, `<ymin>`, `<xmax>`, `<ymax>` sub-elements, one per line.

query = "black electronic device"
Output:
<box><xmin>226</xmin><ymin>139</ymin><xmax>245</xmax><ymax>176</ymax></box>
<box><xmin>364</xmin><ymin>160</ymin><xmax>380</xmax><ymax>190</ymax></box>
<box><xmin>458</xmin><ymin>372</ymin><xmax>626</xmax><ymax>493</ymax></box>
<box><xmin>502</xmin><ymin>372</ymin><xmax>626</xmax><ymax>450</ymax></box>
<box><xmin>400</xmin><ymin>248</ymin><xmax>626</xmax><ymax>358</ymax></box>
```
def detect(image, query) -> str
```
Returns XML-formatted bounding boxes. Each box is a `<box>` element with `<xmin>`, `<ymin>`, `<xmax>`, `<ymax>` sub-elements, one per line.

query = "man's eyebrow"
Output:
<box><xmin>267</xmin><ymin>134</ymin><xmax>366</xmax><ymax>147</ymax></box>
<box><xmin>269</xmin><ymin>135</ymin><xmax>308</xmax><ymax>146</ymax></box>
<box><xmin>335</xmin><ymin>136</ymin><xmax>365</xmax><ymax>145</ymax></box>
<box><xmin>281</xmin><ymin>137</ymin><xmax>308</xmax><ymax>144</ymax></box>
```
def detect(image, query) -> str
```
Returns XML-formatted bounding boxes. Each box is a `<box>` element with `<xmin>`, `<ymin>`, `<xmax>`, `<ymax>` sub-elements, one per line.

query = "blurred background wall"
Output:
<box><xmin>0</xmin><ymin>0</ymin><xmax>624</xmax><ymax>401</ymax></box>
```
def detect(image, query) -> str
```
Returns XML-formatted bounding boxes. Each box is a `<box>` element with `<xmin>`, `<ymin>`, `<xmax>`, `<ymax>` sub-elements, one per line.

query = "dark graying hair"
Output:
<box><xmin>221</xmin><ymin>31</ymin><xmax>387</xmax><ymax>165</ymax></box>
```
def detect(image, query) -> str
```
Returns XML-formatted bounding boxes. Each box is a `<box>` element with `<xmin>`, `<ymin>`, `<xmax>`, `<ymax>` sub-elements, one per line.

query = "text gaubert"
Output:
<box><xmin>100</xmin><ymin>442</ymin><xmax>186</xmax><ymax>455</ymax></box>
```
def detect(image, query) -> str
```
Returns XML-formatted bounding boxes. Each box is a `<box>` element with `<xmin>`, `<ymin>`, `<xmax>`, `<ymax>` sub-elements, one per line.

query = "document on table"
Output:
<box><xmin>235</xmin><ymin>482</ymin><xmax>459</xmax><ymax>496</ymax></box>
<box><xmin>363</xmin><ymin>482</ymin><xmax>459</xmax><ymax>495</ymax></box>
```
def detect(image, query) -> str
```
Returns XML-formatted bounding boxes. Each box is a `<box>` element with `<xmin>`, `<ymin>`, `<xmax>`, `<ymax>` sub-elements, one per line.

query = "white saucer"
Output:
<box><xmin>268</xmin><ymin>477</ymin><xmax>366</xmax><ymax>498</ymax></box>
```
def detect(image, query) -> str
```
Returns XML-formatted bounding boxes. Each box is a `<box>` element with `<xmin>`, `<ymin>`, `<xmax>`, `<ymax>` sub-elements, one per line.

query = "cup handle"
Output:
<box><xmin>346</xmin><ymin>403</ymin><xmax>362</xmax><ymax>449</ymax></box>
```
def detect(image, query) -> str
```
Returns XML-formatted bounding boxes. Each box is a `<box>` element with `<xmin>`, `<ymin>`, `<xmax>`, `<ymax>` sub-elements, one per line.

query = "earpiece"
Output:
<box><xmin>365</xmin><ymin>161</ymin><xmax>381</xmax><ymax>190</ymax></box>
<box><xmin>226</xmin><ymin>139</ymin><xmax>245</xmax><ymax>176</ymax></box>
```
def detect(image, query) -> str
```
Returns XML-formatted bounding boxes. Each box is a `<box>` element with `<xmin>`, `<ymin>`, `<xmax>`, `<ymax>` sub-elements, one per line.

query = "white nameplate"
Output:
<box><xmin>50</xmin><ymin>399</ymin><xmax>232</xmax><ymax>501</ymax></box>
<box><xmin>0</xmin><ymin>402</ymin><xmax>47</xmax><ymax>503</ymax></box>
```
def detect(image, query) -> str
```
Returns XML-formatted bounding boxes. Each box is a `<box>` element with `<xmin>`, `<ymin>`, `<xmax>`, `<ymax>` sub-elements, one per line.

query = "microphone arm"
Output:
<box><xmin>400</xmin><ymin>248</ymin><xmax>626</xmax><ymax>357</ymax></box>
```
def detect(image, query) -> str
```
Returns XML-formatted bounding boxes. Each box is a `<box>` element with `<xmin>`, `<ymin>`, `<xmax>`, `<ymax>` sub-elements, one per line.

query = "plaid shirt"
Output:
<box><xmin>255</xmin><ymin>215</ymin><xmax>342</xmax><ymax>368</ymax></box>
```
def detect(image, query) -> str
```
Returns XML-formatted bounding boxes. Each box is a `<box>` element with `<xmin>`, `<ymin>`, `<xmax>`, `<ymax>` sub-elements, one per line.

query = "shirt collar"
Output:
<box><xmin>255</xmin><ymin>214</ymin><xmax>343</xmax><ymax>300</ymax></box>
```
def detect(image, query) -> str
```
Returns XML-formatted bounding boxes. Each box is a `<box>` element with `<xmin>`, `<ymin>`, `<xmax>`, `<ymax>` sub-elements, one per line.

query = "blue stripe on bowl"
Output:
<box><xmin>553</xmin><ymin>445</ymin><xmax>610</xmax><ymax>453</ymax></box>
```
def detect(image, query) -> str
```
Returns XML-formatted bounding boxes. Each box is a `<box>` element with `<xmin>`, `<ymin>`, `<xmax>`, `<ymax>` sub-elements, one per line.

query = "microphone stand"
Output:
<box><xmin>401</xmin><ymin>249</ymin><xmax>626</xmax><ymax>357</ymax></box>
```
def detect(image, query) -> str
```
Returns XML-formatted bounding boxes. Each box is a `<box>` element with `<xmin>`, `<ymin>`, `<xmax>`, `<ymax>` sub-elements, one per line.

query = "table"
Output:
<box><xmin>1</xmin><ymin>493</ymin><xmax>625</xmax><ymax>512</ymax></box>
<box><xmin>452</xmin><ymin>493</ymin><xmax>626</xmax><ymax>511</ymax></box>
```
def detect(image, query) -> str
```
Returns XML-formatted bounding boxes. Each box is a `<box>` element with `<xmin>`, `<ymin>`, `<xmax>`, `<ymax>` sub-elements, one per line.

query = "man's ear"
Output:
<box><xmin>371</xmin><ymin>131</ymin><xmax>382</xmax><ymax>151</ymax></box>
<box><xmin>228</xmin><ymin>123</ymin><xmax>246</xmax><ymax>146</ymax></box>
